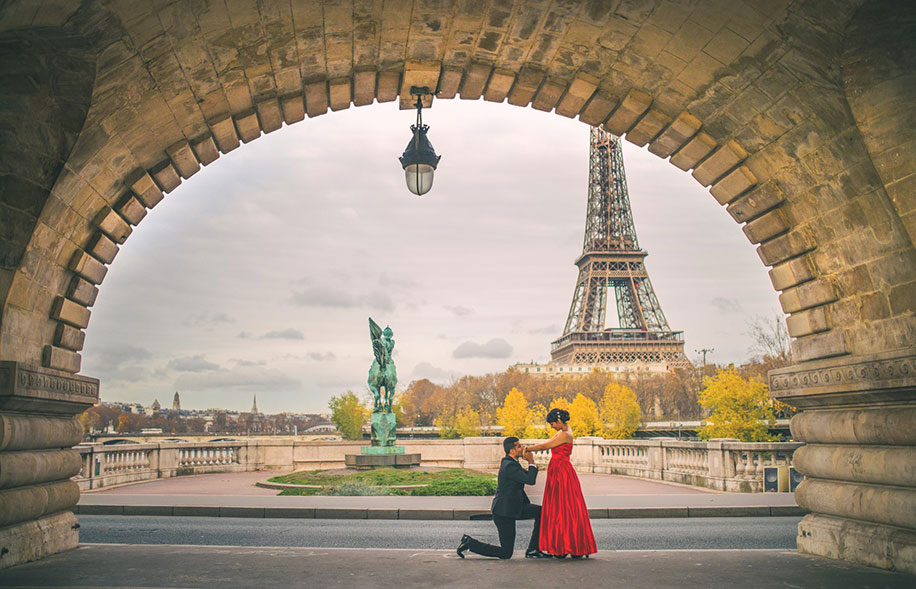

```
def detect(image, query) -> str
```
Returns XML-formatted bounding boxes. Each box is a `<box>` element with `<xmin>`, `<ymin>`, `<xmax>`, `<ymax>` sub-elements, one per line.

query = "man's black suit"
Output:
<box><xmin>465</xmin><ymin>455</ymin><xmax>541</xmax><ymax>559</ymax></box>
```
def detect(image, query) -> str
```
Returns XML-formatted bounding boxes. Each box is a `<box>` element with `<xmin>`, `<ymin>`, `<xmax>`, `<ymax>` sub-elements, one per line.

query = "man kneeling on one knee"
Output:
<box><xmin>457</xmin><ymin>437</ymin><xmax>550</xmax><ymax>559</ymax></box>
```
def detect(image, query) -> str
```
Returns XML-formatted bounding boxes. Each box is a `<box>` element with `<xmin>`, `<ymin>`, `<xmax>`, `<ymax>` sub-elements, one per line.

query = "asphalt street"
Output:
<box><xmin>79</xmin><ymin>515</ymin><xmax>801</xmax><ymax>551</ymax></box>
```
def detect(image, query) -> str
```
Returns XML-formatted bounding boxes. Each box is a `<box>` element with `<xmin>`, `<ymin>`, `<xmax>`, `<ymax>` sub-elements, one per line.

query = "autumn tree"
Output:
<box><xmin>523</xmin><ymin>403</ymin><xmax>549</xmax><ymax>439</ymax></box>
<box><xmin>568</xmin><ymin>393</ymin><xmax>602</xmax><ymax>436</ymax></box>
<box><xmin>600</xmin><ymin>383</ymin><xmax>641</xmax><ymax>439</ymax></box>
<box><xmin>548</xmin><ymin>396</ymin><xmax>570</xmax><ymax>414</ymax></box>
<box><xmin>116</xmin><ymin>415</ymin><xmax>133</xmax><ymax>433</ymax></box>
<box><xmin>437</xmin><ymin>407</ymin><xmax>483</xmax><ymax>439</ymax></box>
<box><xmin>497</xmin><ymin>388</ymin><xmax>530</xmax><ymax>438</ymax></box>
<box><xmin>698</xmin><ymin>368</ymin><xmax>776</xmax><ymax>442</ymax></box>
<box><xmin>328</xmin><ymin>391</ymin><xmax>370</xmax><ymax>440</ymax></box>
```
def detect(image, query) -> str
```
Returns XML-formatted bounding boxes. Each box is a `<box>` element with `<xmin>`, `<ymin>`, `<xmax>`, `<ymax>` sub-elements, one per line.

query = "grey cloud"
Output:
<box><xmin>175</xmin><ymin>366</ymin><xmax>299</xmax><ymax>391</ymax></box>
<box><xmin>412</xmin><ymin>362</ymin><xmax>452</xmax><ymax>380</ymax></box>
<box><xmin>231</xmin><ymin>359</ymin><xmax>266</xmax><ymax>367</ymax></box>
<box><xmin>710</xmin><ymin>297</ymin><xmax>742</xmax><ymax>313</ymax></box>
<box><xmin>290</xmin><ymin>285</ymin><xmax>394</xmax><ymax>311</ymax></box>
<box><xmin>93</xmin><ymin>344</ymin><xmax>152</xmax><ymax>368</ymax></box>
<box><xmin>262</xmin><ymin>328</ymin><xmax>305</xmax><ymax>340</ymax></box>
<box><xmin>360</xmin><ymin>291</ymin><xmax>394</xmax><ymax>312</ymax></box>
<box><xmin>529</xmin><ymin>324</ymin><xmax>560</xmax><ymax>335</ymax></box>
<box><xmin>452</xmin><ymin>338</ymin><xmax>513</xmax><ymax>359</ymax></box>
<box><xmin>167</xmin><ymin>355</ymin><xmax>221</xmax><ymax>372</ymax></box>
<box><xmin>445</xmin><ymin>305</ymin><xmax>472</xmax><ymax>317</ymax></box>
<box><xmin>237</xmin><ymin>332</ymin><xmax>253</xmax><ymax>339</ymax></box>
<box><xmin>290</xmin><ymin>285</ymin><xmax>356</xmax><ymax>308</ymax></box>
<box><xmin>182</xmin><ymin>312</ymin><xmax>234</xmax><ymax>328</ymax></box>
<box><xmin>307</xmin><ymin>351</ymin><xmax>337</xmax><ymax>362</ymax></box>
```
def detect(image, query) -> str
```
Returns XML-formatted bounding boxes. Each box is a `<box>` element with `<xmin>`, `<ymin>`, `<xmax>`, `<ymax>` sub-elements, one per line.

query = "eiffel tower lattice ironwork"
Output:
<box><xmin>550</xmin><ymin>128</ymin><xmax>690</xmax><ymax>369</ymax></box>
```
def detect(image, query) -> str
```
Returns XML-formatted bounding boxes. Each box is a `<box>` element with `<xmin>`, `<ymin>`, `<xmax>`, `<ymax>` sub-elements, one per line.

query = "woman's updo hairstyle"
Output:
<box><xmin>546</xmin><ymin>408</ymin><xmax>570</xmax><ymax>424</ymax></box>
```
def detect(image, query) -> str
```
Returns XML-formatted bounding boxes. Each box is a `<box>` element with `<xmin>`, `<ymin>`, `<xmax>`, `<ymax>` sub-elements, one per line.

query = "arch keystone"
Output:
<box><xmin>69</xmin><ymin>250</ymin><xmax>107</xmax><ymax>284</ymax></box>
<box><xmin>400</xmin><ymin>61</ymin><xmax>440</xmax><ymax>108</ymax></box>
<box><xmin>713</xmin><ymin>166</ymin><xmax>759</xmax><ymax>206</ymax></box>
<box><xmin>280</xmin><ymin>94</ymin><xmax>305</xmax><ymax>124</ymax></box>
<box><xmin>91</xmin><ymin>207</ymin><xmax>130</xmax><ymax>244</ymax></box>
<box><xmin>670</xmin><ymin>131</ymin><xmax>716</xmax><ymax>171</ymax></box>
<box><xmin>555</xmin><ymin>74</ymin><xmax>599</xmax><ymax>118</ymax></box>
<box><xmin>116</xmin><ymin>196</ymin><xmax>146</xmax><ymax>226</ymax></box>
<box><xmin>769</xmin><ymin>256</ymin><xmax>816</xmax><ymax>291</ymax></box>
<box><xmin>506</xmin><ymin>68</ymin><xmax>544</xmax><ymax>107</ymax></box>
<box><xmin>328</xmin><ymin>79</ymin><xmax>352</xmax><ymax>111</ymax></box>
<box><xmin>626</xmin><ymin>108</ymin><xmax>672</xmax><ymax>147</ymax></box>
<box><xmin>649</xmin><ymin>111</ymin><xmax>702</xmax><ymax>158</ymax></box>
<box><xmin>150</xmin><ymin>161</ymin><xmax>181</xmax><ymax>193</ymax></box>
<box><xmin>234</xmin><ymin>109</ymin><xmax>261</xmax><ymax>143</ymax></box>
<box><xmin>377</xmin><ymin>71</ymin><xmax>401</xmax><ymax>103</ymax></box>
<box><xmin>353</xmin><ymin>70</ymin><xmax>377</xmax><ymax>106</ymax></box>
<box><xmin>54</xmin><ymin>323</ymin><xmax>85</xmax><ymax>352</ymax></box>
<box><xmin>129</xmin><ymin>172</ymin><xmax>164</xmax><ymax>209</ymax></box>
<box><xmin>531</xmin><ymin>78</ymin><xmax>565</xmax><ymax>112</ymax></box>
<box><xmin>66</xmin><ymin>277</ymin><xmax>98</xmax><ymax>307</ymax></box>
<box><xmin>42</xmin><ymin>346</ymin><xmax>80</xmax><ymax>373</ymax></box>
<box><xmin>86</xmin><ymin>234</ymin><xmax>118</xmax><ymax>265</ymax></box>
<box><xmin>304</xmin><ymin>80</ymin><xmax>329</xmax><ymax>117</ymax></box>
<box><xmin>50</xmin><ymin>297</ymin><xmax>90</xmax><ymax>329</ymax></box>
<box><xmin>483</xmin><ymin>69</ymin><xmax>516</xmax><ymax>103</ymax></box>
<box><xmin>165</xmin><ymin>140</ymin><xmax>201</xmax><ymax>178</ymax></box>
<box><xmin>693</xmin><ymin>140</ymin><xmax>748</xmax><ymax>186</ymax></box>
<box><xmin>255</xmin><ymin>97</ymin><xmax>283</xmax><ymax>132</ymax></box>
<box><xmin>604</xmin><ymin>88</ymin><xmax>652</xmax><ymax>135</ymax></box>
<box><xmin>579</xmin><ymin>91</ymin><xmax>618</xmax><ymax>126</ymax></box>
<box><xmin>459</xmin><ymin>63</ymin><xmax>493</xmax><ymax>101</ymax></box>
<box><xmin>190</xmin><ymin>135</ymin><xmax>219</xmax><ymax>166</ymax></box>
<box><xmin>780</xmin><ymin>279</ymin><xmax>837</xmax><ymax>314</ymax></box>
<box><xmin>209</xmin><ymin>115</ymin><xmax>241</xmax><ymax>153</ymax></box>
<box><xmin>786</xmin><ymin>307</ymin><xmax>831</xmax><ymax>338</ymax></box>
<box><xmin>743</xmin><ymin>208</ymin><xmax>790</xmax><ymax>244</ymax></box>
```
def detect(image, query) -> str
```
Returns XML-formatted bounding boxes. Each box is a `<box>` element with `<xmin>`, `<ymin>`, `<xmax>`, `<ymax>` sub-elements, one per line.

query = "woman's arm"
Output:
<box><xmin>527</xmin><ymin>430</ymin><xmax>573</xmax><ymax>452</ymax></box>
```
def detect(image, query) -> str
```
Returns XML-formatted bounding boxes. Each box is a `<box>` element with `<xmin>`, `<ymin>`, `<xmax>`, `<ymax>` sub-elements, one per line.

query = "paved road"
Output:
<box><xmin>79</xmin><ymin>515</ymin><xmax>801</xmax><ymax>550</ymax></box>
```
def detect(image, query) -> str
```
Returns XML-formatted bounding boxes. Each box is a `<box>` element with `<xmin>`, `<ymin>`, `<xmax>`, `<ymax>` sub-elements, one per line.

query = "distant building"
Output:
<box><xmin>145</xmin><ymin>399</ymin><xmax>161</xmax><ymax>416</ymax></box>
<box><xmin>172</xmin><ymin>392</ymin><xmax>181</xmax><ymax>411</ymax></box>
<box><xmin>512</xmin><ymin>360</ymin><xmax>669</xmax><ymax>377</ymax></box>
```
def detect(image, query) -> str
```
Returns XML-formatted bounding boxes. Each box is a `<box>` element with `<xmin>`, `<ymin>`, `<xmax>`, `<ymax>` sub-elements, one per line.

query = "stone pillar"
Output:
<box><xmin>0</xmin><ymin>361</ymin><xmax>98</xmax><ymax>569</ymax></box>
<box><xmin>770</xmin><ymin>349</ymin><xmax>916</xmax><ymax>575</ymax></box>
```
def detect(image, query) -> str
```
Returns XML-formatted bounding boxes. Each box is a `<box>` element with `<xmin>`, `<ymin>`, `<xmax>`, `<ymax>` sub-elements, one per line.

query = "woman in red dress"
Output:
<box><xmin>526</xmin><ymin>408</ymin><xmax>597</xmax><ymax>558</ymax></box>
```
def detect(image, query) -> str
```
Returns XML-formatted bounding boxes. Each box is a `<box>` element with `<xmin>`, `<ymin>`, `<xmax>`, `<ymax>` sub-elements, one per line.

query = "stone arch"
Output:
<box><xmin>0</xmin><ymin>0</ymin><xmax>913</xmax><ymax>573</ymax></box>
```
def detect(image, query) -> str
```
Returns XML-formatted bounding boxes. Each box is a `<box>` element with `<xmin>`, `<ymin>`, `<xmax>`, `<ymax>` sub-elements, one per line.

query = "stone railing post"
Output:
<box><xmin>158</xmin><ymin>444</ymin><xmax>180</xmax><ymax>478</ymax></box>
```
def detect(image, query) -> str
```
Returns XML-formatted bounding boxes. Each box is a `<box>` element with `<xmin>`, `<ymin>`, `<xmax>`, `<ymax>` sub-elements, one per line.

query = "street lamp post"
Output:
<box><xmin>399</xmin><ymin>86</ymin><xmax>441</xmax><ymax>196</ymax></box>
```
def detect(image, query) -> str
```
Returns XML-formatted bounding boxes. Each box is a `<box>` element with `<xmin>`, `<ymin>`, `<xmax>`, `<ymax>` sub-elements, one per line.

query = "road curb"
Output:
<box><xmin>74</xmin><ymin>505</ymin><xmax>808</xmax><ymax>519</ymax></box>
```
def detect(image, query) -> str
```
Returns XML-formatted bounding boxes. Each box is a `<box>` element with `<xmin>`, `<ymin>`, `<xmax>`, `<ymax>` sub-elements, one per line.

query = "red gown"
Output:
<box><xmin>538</xmin><ymin>442</ymin><xmax>597</xmax><ymax>556</ymax></box>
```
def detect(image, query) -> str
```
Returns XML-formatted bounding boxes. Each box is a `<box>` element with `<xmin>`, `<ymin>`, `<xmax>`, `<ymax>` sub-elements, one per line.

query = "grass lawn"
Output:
<box><xmin>269</xmin><ymin>468</ymin><xmax>497</xmax><ymax>496</ymax></box>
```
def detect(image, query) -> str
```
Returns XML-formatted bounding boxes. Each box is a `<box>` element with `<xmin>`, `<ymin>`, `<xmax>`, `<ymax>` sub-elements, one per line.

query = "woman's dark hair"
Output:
<box><xmin>546</xmin><ymin>408</ymin><xmax>570</xmax><ymax>424</ymax></box>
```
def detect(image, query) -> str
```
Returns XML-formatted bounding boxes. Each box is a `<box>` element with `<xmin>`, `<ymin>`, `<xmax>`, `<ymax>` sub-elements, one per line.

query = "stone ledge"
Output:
<box><xmin>769</xmin><ymin>349</ymin><xmax>916</xmax><ymax>409</ymax></box>
<box><xmin>0</xmin><ymin>362</ymin><xmax>98</xmax><ymax>414</ymax></box>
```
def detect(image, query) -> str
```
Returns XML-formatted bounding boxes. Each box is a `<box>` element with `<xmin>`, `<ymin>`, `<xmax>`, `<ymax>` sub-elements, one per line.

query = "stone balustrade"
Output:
<box><xmin>75</xmin><ymin>437</ymin><xmax>803</xmax><ymax>493</ymax></box>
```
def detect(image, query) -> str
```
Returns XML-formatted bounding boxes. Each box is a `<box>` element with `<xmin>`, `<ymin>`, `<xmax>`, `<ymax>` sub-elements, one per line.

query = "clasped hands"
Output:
<box><xmin>521</xmin><ymin>446</ymin><xmax>536</xmax><ymax>463</ymax></box>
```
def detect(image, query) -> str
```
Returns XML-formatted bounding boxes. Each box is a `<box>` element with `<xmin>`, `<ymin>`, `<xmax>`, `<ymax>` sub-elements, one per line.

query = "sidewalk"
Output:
<box><xmin>2</xmin><ymin>545</ymin><xmax>911</xmax><ymax>588</ymax></box>
<box><xmin>77</xmin><ymin>471</ymin><xmax>804</xmax><ymax>519</ymax></box>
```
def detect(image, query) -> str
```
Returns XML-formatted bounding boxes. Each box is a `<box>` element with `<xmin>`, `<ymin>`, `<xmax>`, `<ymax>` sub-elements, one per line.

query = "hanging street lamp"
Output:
<box><xmin>399</xmin><ymin>86</ymin><xmax>441</xmax><ymax>196</ymax></box>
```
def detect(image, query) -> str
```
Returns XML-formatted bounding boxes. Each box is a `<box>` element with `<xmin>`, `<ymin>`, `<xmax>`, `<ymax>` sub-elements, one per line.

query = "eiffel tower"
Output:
<box><xmin>550</xmin><ymin>128</ymin><xmax>690</xmax><ymax>371</ymax></box>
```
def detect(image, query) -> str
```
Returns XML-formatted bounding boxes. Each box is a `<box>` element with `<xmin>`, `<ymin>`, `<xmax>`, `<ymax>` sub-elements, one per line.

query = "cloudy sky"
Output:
<box><xmin>80</xmin><ymin>99</ymin><xmax>782</xmax><ymax>414</ymax></box>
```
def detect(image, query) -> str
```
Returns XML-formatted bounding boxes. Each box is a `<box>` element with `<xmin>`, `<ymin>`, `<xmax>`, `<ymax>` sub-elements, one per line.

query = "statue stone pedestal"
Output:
<box><xmin>344</xmin><ymin>411</ymin><xmax>420</xmax><ymax>469</ymax></box>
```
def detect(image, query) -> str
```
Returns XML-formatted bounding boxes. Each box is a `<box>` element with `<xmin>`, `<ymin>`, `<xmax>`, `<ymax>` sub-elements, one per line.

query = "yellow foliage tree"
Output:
<box><xmin>497</xmin><ymin>388</ymin><xmax>530</xmax><ymax>438</ymax></box>
<box><xmin>548</xmin><ymin>397</ymin><xmax>570</xmax><ymax>414</ymax></box>
<box><xmin>523</xmin><ymin>403</ymin><xmax>550</xmax><ymax>439</ymax></box>
<box><xmin>698</xmin><ymin>368</ymin><xmax>777</xmax><ymax>442</ymax></box>
<box><xmin>600</xmin><ymin>382</ymin><xmax>641</xmax><ymax>439</ymax></box>
<box><xmin>568</xmin><ymin>393</ymin><xmax>602</xmax><ymax>436</ymax></box>
<box><xmin>437</xmin><ymin>406</ymin><xmax>484</xmax><ymax>439</ymax></box>
<box><xmin>328</xmin><ymin>391</ymin><xmax>370</xmax><ymax>440</ymax></box>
